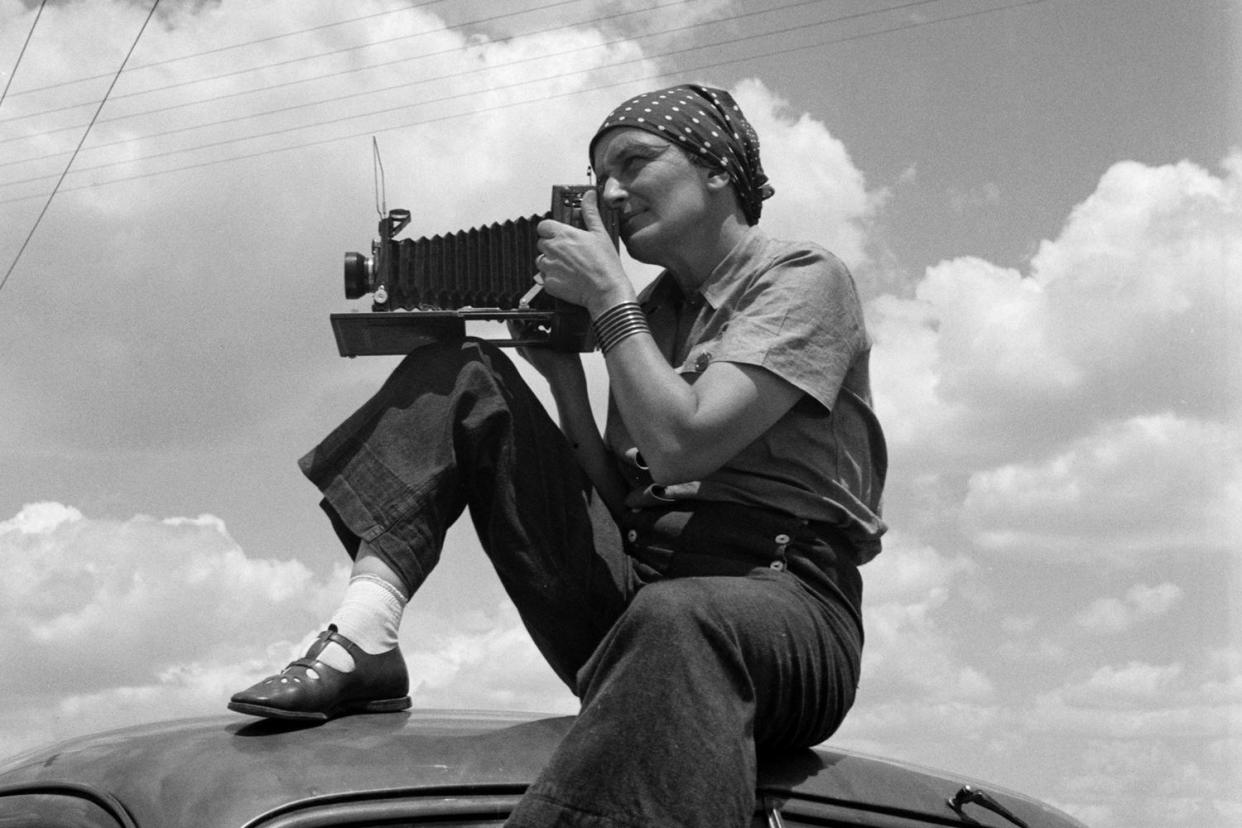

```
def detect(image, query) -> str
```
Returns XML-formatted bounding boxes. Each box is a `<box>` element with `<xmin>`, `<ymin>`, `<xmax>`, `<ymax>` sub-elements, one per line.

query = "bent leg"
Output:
<box><xmin>299</xmin><ymin>339</ymin><xmax>638</xmax><ymax>687</ymax></box>
<box><xmin>508</xmin><ymin>572</ymin><xmax>862</xmax><ymax>827</ymax></box>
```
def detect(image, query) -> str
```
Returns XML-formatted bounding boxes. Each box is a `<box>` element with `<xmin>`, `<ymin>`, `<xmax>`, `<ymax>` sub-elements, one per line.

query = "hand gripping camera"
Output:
<box><xmin>330</xmin><ymin>185</ymin><xmax>620</xmax><ymax>356</ymax></box>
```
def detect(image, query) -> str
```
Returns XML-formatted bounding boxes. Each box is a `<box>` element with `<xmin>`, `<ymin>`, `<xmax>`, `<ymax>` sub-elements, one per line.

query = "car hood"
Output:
<box><xmin>0</xmin><ymin>710</ymin><xmax>1085</xmax><ymax>828</ymax></box>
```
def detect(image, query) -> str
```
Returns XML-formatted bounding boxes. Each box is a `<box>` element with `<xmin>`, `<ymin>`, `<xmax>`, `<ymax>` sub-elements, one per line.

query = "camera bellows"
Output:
<box><xmin>334</xmin><ymin>185</ymin><xmax>619</xmax><ymax>355</ymax></box>
<box><xmin>363</xmin><ymin>215</ymin><xmax>543</xmax><ymax>311</ymax></box>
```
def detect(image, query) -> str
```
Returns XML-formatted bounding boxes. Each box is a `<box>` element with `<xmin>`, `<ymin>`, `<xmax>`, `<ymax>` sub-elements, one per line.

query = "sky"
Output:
<box><xmin>0</xmin><ymin>0</ymin><xmax>1238</xmax><ymax>825</ymax></box>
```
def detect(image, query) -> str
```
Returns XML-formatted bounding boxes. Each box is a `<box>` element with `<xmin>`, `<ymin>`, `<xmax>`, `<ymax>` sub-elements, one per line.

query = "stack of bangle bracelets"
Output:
<box><xmin>592</xmin><ymin>301</ymin><xmax>651</xmax><ymax>355</ymax></box>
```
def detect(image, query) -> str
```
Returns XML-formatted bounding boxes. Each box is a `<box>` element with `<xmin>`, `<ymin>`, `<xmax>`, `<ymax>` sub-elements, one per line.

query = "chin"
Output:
<box><xmin>620</xmin><ymin>226</ymin><xmax>668</xmax><ymax>267</ymax></box>
<box><xmin>623</xmin><ymin>244</ymin><xmax>660</xmax><ymax>266</ymax></box>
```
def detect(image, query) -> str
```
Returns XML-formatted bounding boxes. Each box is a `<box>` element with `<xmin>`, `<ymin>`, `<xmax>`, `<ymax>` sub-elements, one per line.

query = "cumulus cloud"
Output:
<box><xmin>845</xmin><ymin>145</ymin><xmax>1242</xmax><ymax>813</ymax></box>
<box><xmin>1016</xmin><ymin>647</ymin><xmax>1242</xmax><ymax>825</ymax></box>
<box><xmin>734</xmin><ymin>77</ymin><xmax>881</xmax><ymax>270</ymax></box>
<box><xmin>1026</xmin><ymin>649</ymin><xmax>1240</xmax><ymax>742</ymax></box>
<box><xmin>1074</xmin><ymin>661</ymin><xmax>1186</xmax><ymax>705</ymax></box>
<box><xmin>1075</xmin><ymin>582</ymin><xmax>1184</xmax><ymax>635</ymax></box>
<box><xmin>852</xmin><ymin>533</ymin><xmax>991</xmax><ymax>704</ymax></box>
<box><xmin>872</xmin><ymin>152</ymin><xmax>1240</xmax><ymax>445</ymax></box>
<box><xmin>870</xmin><ymin>153</ymin><xmax>1242</xmax><ymax>563</ymax></box>
<box><xmin>0</xmin><ymin>501</ymin><xmax>347</xmax><ymax>751</ymax></box>
<box><xmin>963</xmin><ymin>414</ymin><xmax>1242</xmax><ymax>558</ymax></box>
<box><xmin>404</xmin><ymin>601</ymin><xmax>577</xmax><ymax>715</ymax></box>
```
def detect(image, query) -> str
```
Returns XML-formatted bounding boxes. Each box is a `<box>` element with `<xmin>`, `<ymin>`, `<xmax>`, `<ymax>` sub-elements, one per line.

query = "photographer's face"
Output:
<box><xmin>592</xmin><ymin>128</ymin><xmax>717</xmax><ymax>268</ymax></box>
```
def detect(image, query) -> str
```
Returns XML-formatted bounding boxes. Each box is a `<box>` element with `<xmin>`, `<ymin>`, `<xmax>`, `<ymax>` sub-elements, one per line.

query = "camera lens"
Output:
<box><xmin>343</xmin><ymin>252</ymin><xmax>371</xmax><ymax>299</ymax></box>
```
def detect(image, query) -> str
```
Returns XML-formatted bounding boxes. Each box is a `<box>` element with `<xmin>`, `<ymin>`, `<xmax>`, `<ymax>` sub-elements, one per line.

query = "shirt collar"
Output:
<box><xmin>637</xmin><ymin>226</ymin><xmax>770</xmax><ymax>312</ymax></box>
<box><xmin>700</xmin><ymin>226</ymin><xmax>768</xmax><ymax>309</ymax></box>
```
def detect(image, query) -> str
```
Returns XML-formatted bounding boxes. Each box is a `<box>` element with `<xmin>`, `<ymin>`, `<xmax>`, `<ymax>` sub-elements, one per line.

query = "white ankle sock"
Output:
<box><xmin>317</xmin><ymin>574</ymin><xmax>407</xmax><ymax>673</ymax></box>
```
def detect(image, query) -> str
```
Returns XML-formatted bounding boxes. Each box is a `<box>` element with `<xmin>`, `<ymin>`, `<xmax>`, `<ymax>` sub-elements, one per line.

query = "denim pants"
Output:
<box><xmin>299</xmin><ymin>340</ymin><xmax>864</xmax><ymax>828</ymax></box>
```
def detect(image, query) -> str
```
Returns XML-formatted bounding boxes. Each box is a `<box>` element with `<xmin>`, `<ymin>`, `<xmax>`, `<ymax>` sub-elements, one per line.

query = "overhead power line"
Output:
<box><xmin>0</xmin><ymin>0</ymin><xmax>162</xmax><ymax>296</ymax></box>
<box><xmin>0</xmin><ymin>0</ymin><xmax>48</xmax><ymax>109</ymax></box>
<box><xmin>2</xmin><ymin>0</ymin><xmax>442</xmax><ymax>101</ymax></box>
<box><xmin>0</xmin><ymin>0</ymin><xmax>1045</xmax><ymax>206</ymax></box>
<box><xmin>0</xmin><ymin>0</ymin><xmax>591</xmax><ymax>126</ymax></box>
<box><xmin>0</xmin><ymin>0</ymin><xmax>667</xmax><ymax>130</ymax></box>
<box><xmin>0</xmin><ymin>0</ymin><xmax>841</xmax><ymax>167</ymax></box>
<box><xmin>0</xmin><ymin>0</ymin><xmax>953</xmax><ymax>185</ymax></box>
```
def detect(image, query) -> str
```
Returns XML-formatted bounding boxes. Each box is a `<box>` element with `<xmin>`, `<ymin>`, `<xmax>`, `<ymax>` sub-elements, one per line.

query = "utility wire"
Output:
<box><xmin>0</xmin><ymin>0</ymin><xmax>161</xmax><ymax>296</ymax></box>
<box><xmin>0</xmin><ymin>0</ymin><xmax>843</xmax><ymax>164</ymax></box>
<box><xmin>0</xmin><ymin>0</ymin><xmax>680</xmax><ymax>135</ymax></box>
<box><xmin>3</xmin><ymin>0</ymin><xmax>440</xmax><ymax>101</ymax></box>
<box><xmin>0</xmin><ymin>0</ymin><xmax>1043</xmax><ymax>205</ymax></box>
<box><xmin>0</xmin><ymin>0</ymin><xmax>1036</xmax><ymax>199</ymax></box>
<box><xmin>0</xmin><ymin>0</ymin><xmax>587</xmax><ymax>124</ymax></box>
<box><xmin>0</xmin><ymin>0</ymin><xmax>946</xmax><ymax>181</ymax></box>
<box><xmin>0</xmin><ymin>0</ymin><xmax>47</xmax><ymax>110</ymax></box>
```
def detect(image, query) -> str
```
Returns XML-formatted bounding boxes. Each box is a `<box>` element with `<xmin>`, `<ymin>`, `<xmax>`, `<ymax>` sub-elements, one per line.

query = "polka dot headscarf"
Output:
<box><xmin>589</xmin><ymin>84</ymin><xmax>775</xmax><ymax>225</ymax></box>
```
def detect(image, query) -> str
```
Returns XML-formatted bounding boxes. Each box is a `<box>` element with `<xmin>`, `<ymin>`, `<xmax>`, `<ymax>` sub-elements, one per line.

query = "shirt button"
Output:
<box><xmin>769</xmin><ymin>560</ymin><xmax>786</xmax><ymax>571</ymax></box>
<box><xmin>626</xmin><ymin>530</ymin><xmax>638</xmax><ymax>542</ymax></box>
<box><xmin>774</xmin><ymin>533</ymin><xmax>790</xmax><ymax>544</ymax></box>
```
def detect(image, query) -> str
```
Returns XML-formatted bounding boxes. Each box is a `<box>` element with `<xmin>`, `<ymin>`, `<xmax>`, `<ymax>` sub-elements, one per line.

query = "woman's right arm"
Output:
<box><xmin>546</xmin><ymin>359</ymin><xmax>629</xmax><ymax>516</ymax></box>
<box><xmin>514</xmin><ymin>339</ymin><xmax>629</xmax><ymax>517</ymax></box>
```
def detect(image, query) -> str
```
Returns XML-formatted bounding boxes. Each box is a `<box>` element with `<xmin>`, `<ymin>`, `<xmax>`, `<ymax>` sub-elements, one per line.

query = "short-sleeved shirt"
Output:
<box><xmin>605</xmin><ymin>227</ymin><xmax>888</xmax><ymax>563</ymax></box>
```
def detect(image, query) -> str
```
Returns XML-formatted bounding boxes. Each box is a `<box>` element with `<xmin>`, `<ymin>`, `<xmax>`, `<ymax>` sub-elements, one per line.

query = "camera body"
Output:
<box><xmin>331</xmin><ymin>186</ymin><xmax>619</xmax><ymax>356</ymax></box>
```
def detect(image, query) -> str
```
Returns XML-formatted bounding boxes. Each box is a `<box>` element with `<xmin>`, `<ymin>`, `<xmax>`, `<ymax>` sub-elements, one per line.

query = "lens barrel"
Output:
<box><xmin>343</xmin><ymin>251</ymin><xmax>371</xmax><ymax>299</ymax></box>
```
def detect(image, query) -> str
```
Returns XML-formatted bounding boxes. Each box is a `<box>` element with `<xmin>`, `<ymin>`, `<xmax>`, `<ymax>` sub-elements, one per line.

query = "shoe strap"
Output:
<box><xmin>283</xmin><ymin>657</ymin><xmax>323</xmax><ymax>675</ymax></box>
<box><xmin>307</xmin><ymin>624</ymin><xmax>365</xmax><ymax>662</ymax></box>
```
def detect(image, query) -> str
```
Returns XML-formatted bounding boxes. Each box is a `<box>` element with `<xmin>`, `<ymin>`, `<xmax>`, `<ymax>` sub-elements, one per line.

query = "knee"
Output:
<box><xmin>610</xmin><ymin>580</ymin><xmax>738</xmax><ymax>663</ymax></box>
<box><xmin>576</xmin><ymin>580</ymin><xmax>751</xmax><ymax>713</ymax></box>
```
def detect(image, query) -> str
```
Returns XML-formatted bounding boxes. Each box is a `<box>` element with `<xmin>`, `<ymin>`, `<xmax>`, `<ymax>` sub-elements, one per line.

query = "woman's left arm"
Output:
<box><xmin>599</xmin><ymin>337</ymin><xmax>802</xmax><ymax>484</ymax></box>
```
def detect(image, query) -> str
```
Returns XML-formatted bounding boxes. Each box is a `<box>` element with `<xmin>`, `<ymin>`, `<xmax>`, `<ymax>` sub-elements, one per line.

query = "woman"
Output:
<box><xmin>230</xmin><ymin>84</ymin><xmax>886</xmax><ymax>827</ymax></box>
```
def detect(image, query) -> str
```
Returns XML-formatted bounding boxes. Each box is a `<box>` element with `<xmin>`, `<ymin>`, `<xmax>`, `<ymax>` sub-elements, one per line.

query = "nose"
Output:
<box><xmin>600</xmin><ymin>177</ymin><xmax>626</xmax><ymax>206</ymax></box>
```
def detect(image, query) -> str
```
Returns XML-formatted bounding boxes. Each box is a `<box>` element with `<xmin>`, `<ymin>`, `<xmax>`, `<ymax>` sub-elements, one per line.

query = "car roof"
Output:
<box><xmin>0</xmin><ymin>710</ymin><xmax>1084</xmax><ymax>828</ymax></box>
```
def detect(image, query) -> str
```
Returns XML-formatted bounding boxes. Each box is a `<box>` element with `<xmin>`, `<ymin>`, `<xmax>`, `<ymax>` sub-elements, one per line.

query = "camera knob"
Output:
<box><xmin>374</xmin><ymin>285</ymin><xmax>389</xmax><ymax>304</ymax></box>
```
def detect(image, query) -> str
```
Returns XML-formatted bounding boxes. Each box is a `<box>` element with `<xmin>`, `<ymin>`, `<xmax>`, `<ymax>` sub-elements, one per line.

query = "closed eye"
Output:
<box><xmin>623</xmin><ymin>146</ymin><xmax>662</xmax><ymax>169</ymax></box>
<box><xmin>610</xmin><ymin>145</ymin><xmax>663</xmax><ymax>177</ymax></box>
<box><xmin>595</xmin><ymin>136</ymin><xmax>670</xmax><ymax>186</ymax></box>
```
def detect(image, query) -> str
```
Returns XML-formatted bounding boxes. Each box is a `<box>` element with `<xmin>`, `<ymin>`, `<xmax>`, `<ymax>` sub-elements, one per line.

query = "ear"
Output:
<box><xmin>703</xmin><ymin>168</ymin><xmax>733</xmax><ymax>192</ymax></box>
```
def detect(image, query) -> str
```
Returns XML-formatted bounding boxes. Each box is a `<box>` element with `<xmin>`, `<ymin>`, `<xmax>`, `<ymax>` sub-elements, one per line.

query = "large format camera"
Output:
<box><xmin>330</xmin><ymin>185</ymin><xmax>619</xmax><ymax>356</ymax></box>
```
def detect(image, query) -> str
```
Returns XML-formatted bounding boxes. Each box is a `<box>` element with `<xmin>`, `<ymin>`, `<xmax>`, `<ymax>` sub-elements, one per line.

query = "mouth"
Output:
<box><xmin>619</xmin><ymin>209</ymin><xmax>649</xmax><ymax>237</ymax></box>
